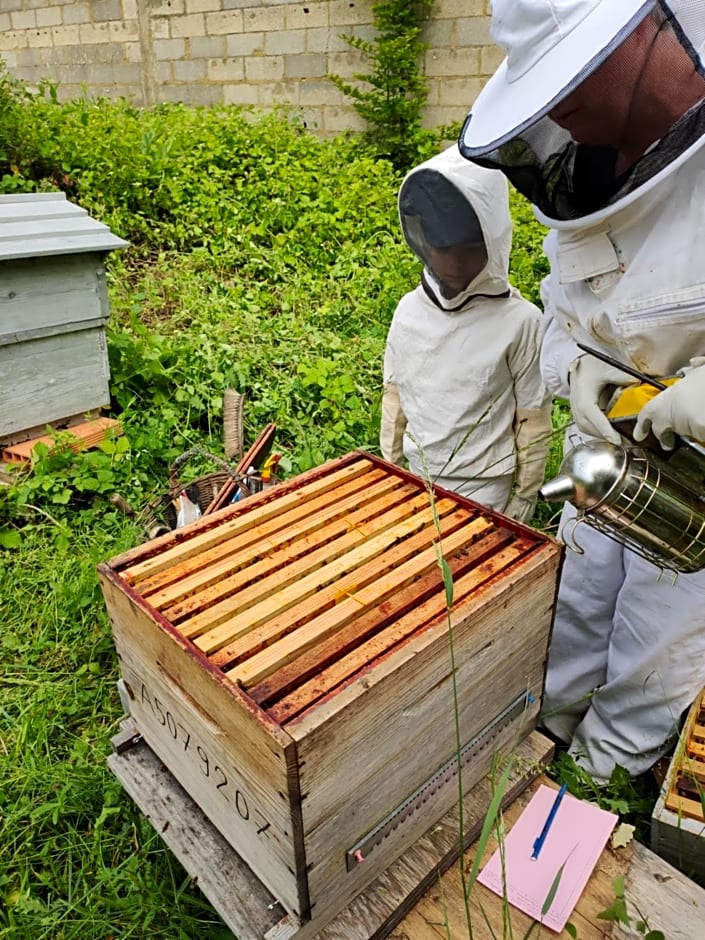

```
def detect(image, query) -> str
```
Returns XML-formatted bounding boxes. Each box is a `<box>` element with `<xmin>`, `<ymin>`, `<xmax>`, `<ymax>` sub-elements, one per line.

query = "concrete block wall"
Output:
<box><xmin>0</xmin><ymin>0</ymin><xmax>496</xmax><ymax>133</ymax></box>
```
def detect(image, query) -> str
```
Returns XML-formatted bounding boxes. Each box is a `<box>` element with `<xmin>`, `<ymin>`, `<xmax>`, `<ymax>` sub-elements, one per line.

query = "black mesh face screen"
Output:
<box><xmin>461</xmin><ymin>1</ymin><xmax>705</xmax><ymax>220</ymax></box>
<box><xmin>399</xmin><ymin>169</ymin><xmax>484</xmax><ymax>251</ymax></box>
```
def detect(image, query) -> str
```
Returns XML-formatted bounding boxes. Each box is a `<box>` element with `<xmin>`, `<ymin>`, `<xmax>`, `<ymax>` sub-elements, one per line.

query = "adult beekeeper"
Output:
<box><xmin>458</xmin><ymin>0</ymin><xmax>705</xmax><ymax>782</ymax></box>
<box><xmin>380</xmin><ymin>145</ymin><xmax>552</xmax><ymax>521</ymax></box>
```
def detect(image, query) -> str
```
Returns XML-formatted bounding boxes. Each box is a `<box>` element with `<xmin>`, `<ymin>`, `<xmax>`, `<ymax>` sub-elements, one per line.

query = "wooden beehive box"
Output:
<box><xmin>0</xmin><ymin>192</ymin><xmax>127</xmax><ymax>442</ymax></box>
<box><xmin>99</xmin><ymin>452</ymin><xmax>562</xmax><ymax>931</ymax></box>
<box><xmin>652</xmin><ymin>687</ymin><xmax>705</xmax><ymax>881</ymax></box>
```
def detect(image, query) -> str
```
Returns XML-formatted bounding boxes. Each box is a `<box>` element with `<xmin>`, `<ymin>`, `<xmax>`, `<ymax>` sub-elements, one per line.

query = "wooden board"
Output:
<box><xmin>0</xmin><ymin>327</ymin><xmax>111</xmax><ymax>439</ymax></box>
<box><xmin>108</xmin><ymin>724</ymin><xmax>285</xmax><ymax>940</ymax></box>
<box><xmin>398</xmin><ymin>779</ymin><xmax>705</xmax><ymax>940</ymax></box>
<box><xmin>0</xmin><ymin>252</ymin><xmax>114</xmax><ymax>438</ymax></box>
<box><xmin>291</xmin><ymin>546</ymin><xmax>558</xmax><ymax>918</ymax></box>
<box><xmin>108</xmin><ymin>725</ymin><xmax>553</xmax><ymax>940</ymax></box>
<box><xmin>0</xmin><ymin>254</ymin><xmax>107</xmax><ymax>345</ymax></box>
<box><xmin>109</xmin><ymin>726</ymin><xmax>705</xmax><ymax>940</ymax></box>
<box><xmin>98</xmin><ymin>569</ymin><xmax>309</xmax><ymax>918</ymax></box>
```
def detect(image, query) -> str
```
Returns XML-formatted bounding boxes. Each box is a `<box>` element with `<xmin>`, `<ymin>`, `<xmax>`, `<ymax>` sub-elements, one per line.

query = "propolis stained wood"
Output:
<box><xmin>99</xmin><ymin>451</ymin><xmax>562</xmax><ymax>929</ymax></box>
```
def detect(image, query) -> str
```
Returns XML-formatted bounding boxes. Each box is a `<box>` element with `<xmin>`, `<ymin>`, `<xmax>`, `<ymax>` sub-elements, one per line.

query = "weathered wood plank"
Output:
<box><xmin>621</xmin><ymin>840</ymin><xmax>705</xmax><ymax>940</ymax></box>
<box><xmin>395</xmin><ymin>780</ymin><xmax>705</xmax><ymax>940</ymax></box>
<box><xmin>107</xmin><ymin>730</ymin><xmax>286</xmax><ymax>940</ymax></box>
<box><xmin>0</xmin><ymin>327</ymin><xmax>110</xmax><ymax>437</ymax></box>
<box><xmin>116</xmin><ymin>654</ymin><xmax>305</xmax><ymax>914</ymax></box>
<box><xmin>107</xmin><ymin>725</ymin><xmax>552</xmax><ymax>940</ymax></box>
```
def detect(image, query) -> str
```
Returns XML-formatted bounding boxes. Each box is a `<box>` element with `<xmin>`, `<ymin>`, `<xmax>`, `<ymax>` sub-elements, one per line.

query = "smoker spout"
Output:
<box><xmin>539</xmin><ymin>475</ymin><xmax>576</xmax><ymax>503</ymax></box>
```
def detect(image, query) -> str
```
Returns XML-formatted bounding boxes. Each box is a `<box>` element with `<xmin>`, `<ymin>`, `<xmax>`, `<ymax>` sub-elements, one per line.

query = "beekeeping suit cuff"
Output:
<box><xmin>633</xmin><ymin>363</ymin><xmax>705</xmax><ymax>450</ymax></box>
<box><xmin>506</xmin><ymin>406</ymin><xmax>552</xmax><ymax>523</ymax></box>
<box><xmin>380</xmin><ymin>382</ymin><xmax>407</xmax><ymax>464</ymax></box>
<box><xmin>568</xmin><ymin>354</ymin><xmax>638</xmax><ymax>444</ymax></box>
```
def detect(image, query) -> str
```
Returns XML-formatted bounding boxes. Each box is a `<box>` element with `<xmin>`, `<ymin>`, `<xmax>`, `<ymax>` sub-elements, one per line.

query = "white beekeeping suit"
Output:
<box><xmin>380</xmin><ymin>145</ymin><xmax>551</xmax><ymax>522</ymax></box>
<box><xmin>459</xmin><ymin>0</ymin><xmax>705</xmax><ymax>781</ymax></box>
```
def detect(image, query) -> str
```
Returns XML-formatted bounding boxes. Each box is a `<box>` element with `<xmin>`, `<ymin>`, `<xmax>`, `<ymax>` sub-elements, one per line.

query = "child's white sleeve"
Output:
<box><xmin>380</xmin><ymin>328</ymin><xmax>407</xmax><ymax>464</ymax></box>
<box><xmin>505</xmin><ymin>306</ymin><xmax>552</xmax><ymax>523</ymax></box>
<box><xmin>507</xmin><ymin>305</ymin><xmax>551</xmax><ymax>412</ymax></box>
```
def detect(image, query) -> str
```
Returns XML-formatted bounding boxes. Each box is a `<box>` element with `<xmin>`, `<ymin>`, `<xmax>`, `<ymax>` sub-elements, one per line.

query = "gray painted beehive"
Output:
<box><xmin>0</xmin><ymin>192</ymin><xmax>128</xmax><ymax>441</ymax></box>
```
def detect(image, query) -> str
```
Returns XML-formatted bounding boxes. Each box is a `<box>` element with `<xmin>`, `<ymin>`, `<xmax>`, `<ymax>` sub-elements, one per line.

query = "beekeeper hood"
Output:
<box><xmin>398</xmin><ymin>145</ymin><xmax>512</xmax><ymax>310</ymax></box>
<box><xmin>458</xmin><ymin>0</ymin><xmax>705</xmax><ymax>224</ymax></box>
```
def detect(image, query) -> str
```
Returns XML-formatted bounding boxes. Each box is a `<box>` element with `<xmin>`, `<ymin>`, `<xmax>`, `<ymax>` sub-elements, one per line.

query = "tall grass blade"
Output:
<box><xmin>464</xmin><ymin>756</ymin><xmax>516</xmax><ymax>900</ymax></box>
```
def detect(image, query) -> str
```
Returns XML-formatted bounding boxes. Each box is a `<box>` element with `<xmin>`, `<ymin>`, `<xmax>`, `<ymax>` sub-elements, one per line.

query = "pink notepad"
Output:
<box><xmin>478</xmin><ymin>784</ymin><xmax>618</xmax><ymax>932</ymax></box>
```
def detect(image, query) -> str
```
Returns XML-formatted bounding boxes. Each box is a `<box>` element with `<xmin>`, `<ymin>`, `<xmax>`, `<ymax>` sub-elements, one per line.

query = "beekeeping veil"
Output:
<box><xmin>458</xmin><ymin>0</ymin><xmax>705</xmax><ymax>222</ymax></box>
<box><xmin>399</xmin><ymin>168</ymin><xmax>484</xmax><ymax>266</ymax></box>
<box><xmin>397</xmin><ymin>146</ymin><xmax>516</xmax><ymax>308</ymax></box>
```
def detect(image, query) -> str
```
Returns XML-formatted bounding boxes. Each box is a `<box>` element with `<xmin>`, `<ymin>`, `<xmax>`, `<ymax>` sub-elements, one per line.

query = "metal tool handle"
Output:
<box><xmin>576</xmin><ymin>343</ymin><xmax>668</xmax><ymax>390</ymax></box>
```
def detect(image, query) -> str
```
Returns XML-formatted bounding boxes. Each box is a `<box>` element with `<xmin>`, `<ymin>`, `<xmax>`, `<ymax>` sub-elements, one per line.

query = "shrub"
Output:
<box><xmin>329</xmin><ymin>0</ymin><xmax>438</xmax><ymax>169</ymax></box>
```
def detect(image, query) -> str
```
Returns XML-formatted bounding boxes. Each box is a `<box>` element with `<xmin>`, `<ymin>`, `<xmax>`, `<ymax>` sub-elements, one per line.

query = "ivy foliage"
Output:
<box><xmin>329</xmin><ymin>0</ymin><xmax>437</xmax><ymax>169</ymax></box>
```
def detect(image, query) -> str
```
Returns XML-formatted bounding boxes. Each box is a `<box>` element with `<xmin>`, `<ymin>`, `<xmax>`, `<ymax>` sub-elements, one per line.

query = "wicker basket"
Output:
<box><xmin>139</xmin><ymin>448</ymin><xmax>248</xmax><ymax>538</ymax></box>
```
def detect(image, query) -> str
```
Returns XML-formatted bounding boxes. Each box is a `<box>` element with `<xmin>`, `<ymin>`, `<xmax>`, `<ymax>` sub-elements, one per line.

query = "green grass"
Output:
<box><xmin>0</xmin><ymin>522</ymin><xmax>232</xmax><ymax>938</ymax></box>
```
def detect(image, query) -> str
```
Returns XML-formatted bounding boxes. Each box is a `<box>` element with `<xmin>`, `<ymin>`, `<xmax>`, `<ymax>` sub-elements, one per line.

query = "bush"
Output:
<box><xmin>0</xmin><ymin>93</ymin><xmax>552</xmax><ymax>531</ymax></box>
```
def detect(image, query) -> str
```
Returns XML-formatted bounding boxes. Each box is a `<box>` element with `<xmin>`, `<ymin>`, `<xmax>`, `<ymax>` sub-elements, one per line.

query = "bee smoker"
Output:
<box><xmin>540</xmin><ymin>438</ymin><xmax>705</xmax><ymax>574</ymax></box>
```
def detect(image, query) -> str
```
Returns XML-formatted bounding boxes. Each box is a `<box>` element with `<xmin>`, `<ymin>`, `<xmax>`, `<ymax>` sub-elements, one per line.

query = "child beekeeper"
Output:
<box><xmin>380</xmin><ymin>145</ymin><xmax>552</xmax><ymax>523</ymax></box>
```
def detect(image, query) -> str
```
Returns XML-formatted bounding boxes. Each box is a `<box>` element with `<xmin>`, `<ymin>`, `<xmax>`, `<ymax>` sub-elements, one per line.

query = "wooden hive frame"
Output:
<box><xmin>664</xmin><ymin>688</ymin><xmax>705</xmax><ymax>822</ymax></box>
<box><xmin>111</xmin><ymin>453</ymin><xmax>549</xmax><ymax>723</ymax></box>
<box><xmin>651</xmin><ymin>687</ymin><xmax>705</xmax><ymax>881</ymax></box>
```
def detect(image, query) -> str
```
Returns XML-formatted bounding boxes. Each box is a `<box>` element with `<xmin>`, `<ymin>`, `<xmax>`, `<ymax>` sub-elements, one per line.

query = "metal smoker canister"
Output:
<box><xmin>540</xmin><ymin>440</ymin><xmax>705</xmax><ymax>574</ymax></box>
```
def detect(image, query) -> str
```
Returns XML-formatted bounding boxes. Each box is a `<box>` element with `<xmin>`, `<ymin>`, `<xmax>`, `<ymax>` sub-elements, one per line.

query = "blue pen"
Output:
<box><xmin>531</xmin><ymin>783</ymin><xmax>567</xmax><ymax>860</ymax></box>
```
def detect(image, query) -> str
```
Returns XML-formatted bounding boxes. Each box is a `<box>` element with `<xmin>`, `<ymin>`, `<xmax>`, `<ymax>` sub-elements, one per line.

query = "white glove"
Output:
<box><xmin>633</xmin><ymin>364</ymin><xmax>705</xmax><ymax>450</ymax></box>
<box><xmin>504</xmin><ymin>494</ymin><xmax>537</xmax><ymax>524</ymax></box>
<box><xmin>568</xmin><ymin>355</ymin><xmax>638</xmax><ymax>444</ymax></box>
<box><xmin>505</xmin><ymin>405</ymin><xmax>553</xmax><ymax>524</ymax></box>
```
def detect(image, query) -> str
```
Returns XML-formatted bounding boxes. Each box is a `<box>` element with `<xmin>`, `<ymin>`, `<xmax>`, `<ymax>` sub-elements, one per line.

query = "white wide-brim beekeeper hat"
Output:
<box><xmin>461</xmin><ymin>0</ymin><xmax>658</xmax><ymax>156</ymax></box>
